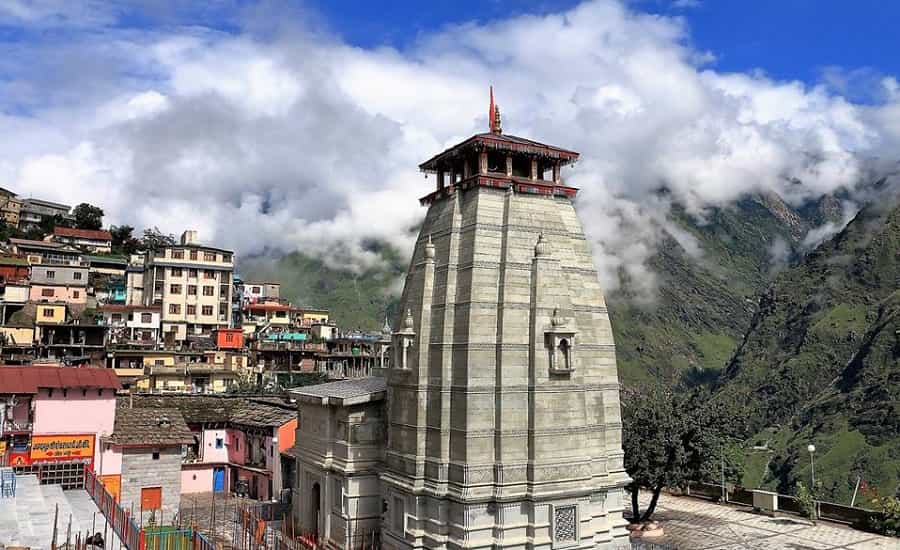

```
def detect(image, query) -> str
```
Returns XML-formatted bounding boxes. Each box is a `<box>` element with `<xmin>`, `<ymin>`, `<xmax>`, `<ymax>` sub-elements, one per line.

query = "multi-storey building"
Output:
<box><xmin>50</xmin><ymin>227</ymin><xmax>113</xmax><ymax>254</ymax></box>
<box><xmin>243</xmin><ymin>281</ymin><xmax>281</xmax><ymax>303</ymax></box>
<box><xmin>142</xmin><ymin>231</ymin><xmax>234</xmax><ymax>342</ymax></box>
<box><xmin>18</xmin><ymin>198</ymin><xmax>73</xmax><ymax>230</ymax></box>
<box><xmin>0</xmin><ymin>187</ymin><xmax>22</xmax><ymax>226</ymax></box>
<box><xmin>9</xmin><ymin>238</ymin><xmax>82</xmax><ymax>266</ymax></box>
<box><xmin>29</xmin><ymin>264</ymin><xmax>89</xmax><ymax>305</ymax></box>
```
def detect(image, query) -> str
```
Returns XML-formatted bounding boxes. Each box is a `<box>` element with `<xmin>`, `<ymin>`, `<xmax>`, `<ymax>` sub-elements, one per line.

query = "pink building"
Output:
<box><xmin>0</xmin><ymin>365</ymin><xmax>120</xmax><ymax>488</ymax></box>
<box><xmin>30</xmin><ymin>284</ymin><xmax>88</xmax><ymax>304</ymax></box>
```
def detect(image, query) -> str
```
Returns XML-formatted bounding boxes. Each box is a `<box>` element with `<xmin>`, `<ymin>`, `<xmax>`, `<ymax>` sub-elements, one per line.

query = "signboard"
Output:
<box><xmin>30</xmin><ymin>434</ymin><xmax>95</xmax><ymax>461</ymax></box>
<box><xmin>0</xmin><ymin>441</ymin><xmax>6</xmax><ymax>454</ymax></box>
<box><xmin>100</xmin><ymin>474</ymin><xmax>121</xmax><ymax>501</ymax></box>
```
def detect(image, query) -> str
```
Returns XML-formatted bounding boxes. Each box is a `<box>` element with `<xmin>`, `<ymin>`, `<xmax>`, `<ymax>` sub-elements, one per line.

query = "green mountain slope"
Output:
<box><xmin>718</xmin><ymin>189</ymin><xmax>900</xmax><ymax>501</ymax></box>
<box><xmin>609</xmin><ymin>193</ymin><xmax>841</xmax><ymax>385</ymax></box>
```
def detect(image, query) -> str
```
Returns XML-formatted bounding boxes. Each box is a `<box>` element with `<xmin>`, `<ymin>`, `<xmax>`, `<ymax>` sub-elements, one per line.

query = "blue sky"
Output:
<box><xmin>304</xmin><ymin>0</ymin><xmax>900</xmax><ymax>91</ymax></box>
<box><xmin>0</xmin><ymin>0</ymin><xmax>898</xmax><ymax>290</ymax></box>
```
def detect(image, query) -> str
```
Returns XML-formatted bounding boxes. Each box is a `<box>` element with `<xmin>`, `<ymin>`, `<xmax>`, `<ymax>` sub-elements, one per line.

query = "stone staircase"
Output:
<box><xmin>0</xmin><ymin>474</ymin><xmax>122</xmax><ymax>550</ymax></box>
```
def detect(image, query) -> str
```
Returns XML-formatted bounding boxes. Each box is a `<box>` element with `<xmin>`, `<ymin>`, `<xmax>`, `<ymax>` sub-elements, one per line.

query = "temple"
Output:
<box><xmin>289</xmin><ymin>92</ymin><xmax>629</xmax><ymax>549</ymax></box>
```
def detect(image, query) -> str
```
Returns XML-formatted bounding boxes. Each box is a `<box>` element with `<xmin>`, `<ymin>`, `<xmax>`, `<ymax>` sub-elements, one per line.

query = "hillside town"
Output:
<box><xmin>0</xmin><ymin>188</ymin><xmax>396</xmax><ymax>538</ymax></box>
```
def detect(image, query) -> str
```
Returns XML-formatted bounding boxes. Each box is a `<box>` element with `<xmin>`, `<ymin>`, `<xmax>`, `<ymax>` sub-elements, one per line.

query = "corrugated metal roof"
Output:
<box><xmin>0</xmin><ymin>365</ymin><xmax>122</xmax><ymax>394</ymax></box>
<box><xmin>53</xmin><ymin>227</ymin><xmax>113</xmax><ymax>241</ymax></box>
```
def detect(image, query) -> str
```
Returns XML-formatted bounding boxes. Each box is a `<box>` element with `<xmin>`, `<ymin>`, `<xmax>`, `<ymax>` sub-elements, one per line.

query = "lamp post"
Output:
<box><xmin>807</xmin><ymin>444</ymin><xmax>816</xmax><ymax>488</ymax></box>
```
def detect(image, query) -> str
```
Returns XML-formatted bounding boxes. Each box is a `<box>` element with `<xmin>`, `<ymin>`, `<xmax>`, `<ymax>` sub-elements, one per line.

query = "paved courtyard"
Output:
<box><xmin>633</xmin><ymin>492</ymin><xmax>899</xmax><ymax>549</ymax></box>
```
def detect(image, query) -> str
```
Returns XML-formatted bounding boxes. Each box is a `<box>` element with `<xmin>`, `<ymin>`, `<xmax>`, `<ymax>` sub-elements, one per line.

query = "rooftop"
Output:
<box><xmin>288</xmin><ymin>377</ymin><xmax>386</xmax><ymax>406</ymax></box>
<box><xmin>53</xmin><ymin>227</ymin><xmax>113</xmax><ymax>241</ymax></box>
<box><xmin>99</xmin><ymin>304</ymin><xmax>161</xmax><ymax>312</ymax></box>
<box><xmin>107</xmin><ymin>406</ymin><xmax>194</xmax><ymax>447</ymax></box>
<box><xmin>0</xmin><ymin>365</ymin><xmax>121</xmax><ymax>394</ymax></box>
<box><xmin>9</xmin><ymin>238</ymin><xmax>65</xmax><ymax>249</ymax></box>
<box><xmin>123</xmin><ymin>394</ymin><xmax>296</xmax><ymax>427</ymax></box>
<box><xmin>22</xmin><ymin>197</ymin><xmax>71</xmax><ymax>210</ymax></box>
<box><xmin>419</xmin><ymin>132</ymin><xmax>579</xmax><ymax>172</ymax></box>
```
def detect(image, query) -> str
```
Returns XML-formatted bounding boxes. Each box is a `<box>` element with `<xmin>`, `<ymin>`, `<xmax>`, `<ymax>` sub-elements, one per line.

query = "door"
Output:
<box><xmin>213</xmin><ymin>467</ymin><xmax>225</xmax><ymax>492</ymax></box>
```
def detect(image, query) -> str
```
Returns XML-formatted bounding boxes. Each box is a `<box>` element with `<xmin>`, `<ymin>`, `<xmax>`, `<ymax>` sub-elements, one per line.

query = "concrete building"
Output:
<box><xmin>99</xmin><ymin>407</ymin><xmax>193</xmax><ymax>524</ymax></box>
<box><xmin>288</xmin><ymin>108</ymin><xmax>629</xmax><ymax>549</ymax></box>
<box><xmin>99</xmin><ymin>304</ymin><xmax>162</xmax><ymax>345</ymax></box>
<box><xmin>0</xmin><ymin>187</ymin><xmax>22</xmax><ymax>226</ymax></box>
<box><xmin>9</xmin><ymin>238</ymin><xmax>83</xmax><ymax>266</ymax></box>
<box><xmin>29</xmin><ymin>264</ymin><xmax>89</xmax><ymax>305</ymax></box>
<box><xmin>143</xmin><ymin>230</ymin><xmax>234</xmax><ymax>341</ymax></box>
<box><xmin>19</xmin><ymin>198</ymin><xmax>73</xmax><ymax>230</ymax></box>
<box><xmin>125</xmin><ymin>256</ymin><xmax>145</xmax><ymax>306</ymax></box>
<box><xmin>0</xmin><ymin>366</ymin><xmax>120</xmax><ymax>487</ymax></box>
<box><xmin>244</xmin><ymin>281</ymin><xmax>281</xmax><ymax>303</ymax></box>
<box><xmin>50</xmin><ymin>227</ymin><xmax>113</xmax><ymax>254</ymax></box>
<box><xmin>0</xmin><ymin>255</ymin><xmax>30</xmax><ymax>283</ymax></box>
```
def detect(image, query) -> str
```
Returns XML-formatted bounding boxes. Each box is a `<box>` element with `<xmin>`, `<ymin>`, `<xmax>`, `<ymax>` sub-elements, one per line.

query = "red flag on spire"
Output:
<box><xmin>489</xmin><ymin>86</ymin><xmax>496</xmax><ymax>133</ymax></box>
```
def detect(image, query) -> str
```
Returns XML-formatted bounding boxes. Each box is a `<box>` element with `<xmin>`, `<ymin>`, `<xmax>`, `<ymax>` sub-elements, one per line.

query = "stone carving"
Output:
<box><xmin>554</xmin><ymin>505</ymin><xmax>577</xmax><ymax>543</ymax></box>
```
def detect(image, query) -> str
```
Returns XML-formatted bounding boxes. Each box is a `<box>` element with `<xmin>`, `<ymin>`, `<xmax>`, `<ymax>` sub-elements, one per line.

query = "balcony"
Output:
<box><xmin>1</xmin><ymin>419</ymin><xmax>33</xmax><ymax>434</ymax></box>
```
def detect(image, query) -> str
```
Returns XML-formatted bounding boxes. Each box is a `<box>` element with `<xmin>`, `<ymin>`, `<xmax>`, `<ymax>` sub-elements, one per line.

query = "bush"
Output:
<box><xmin>796</xmin><ymin>482</ymin><xmax>817</xmax><ymax>523</ymax></box>
<box><xmin>869</xmin><ymin>496</ymin><xmax>900</xmax><ymax>537</ymax></box>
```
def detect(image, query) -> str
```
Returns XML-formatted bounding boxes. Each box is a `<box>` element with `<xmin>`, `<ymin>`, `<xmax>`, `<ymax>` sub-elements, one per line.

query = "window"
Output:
<box><xmin>42</xmin><ymin>308</ymin><xmax>54</xmax><ymax>318</ymax></box>
<box><xmin>154</xmin><ymin>281</ymin><xmax>164</xmax><ymax>292</ymax></box>
<box><xmin>73</xmin><ymin>291</ymin><xmax>80</xmax><ymax>298</ymax></box>
<box><xmin>111</xmin><ymin>314</ymin><xmax>123</xmax><ymax>323</ymax></box>
<box><xmin>225</xmin><ymin>333</ymin><xmax>233</xmax><ymax>342</ymax></box>
<box><xmin>170</xmin><ymin>284</ymin><xmax>182</xmax><ymax>294</ymax></box>
<box><xmin>169</xmin><ymin>304</ymin><xmax>181</xmax><ymax>314</ymax></box>
<box><xmin>188</xmin><ymin>285</ymin><xmax>197</xmax><ymax>296</ymax></box>
<box><xmin>41</xmin><ymin>288</ymin><xmax>54</xmax><ymax>297</ymax></box>
<box><xmin>152</xmin><ymin>451</ymin><xmax>160</xmax><ymax>460</ymax></box>
<box><xmin>275</xmin><ymin>311</ymin><xmax>287</xmax><ymax>318</ymax></box>
<box><xmin>187</xmin><ymin>305</ymin><xmax>196</xmax><ymax>315</ymax></box>
<box><xmin>46</xmin><ymin>270</ymin><xmax>55</xmax><ymax>279</ymax></box>
<box><xmin>252</xmin><ymin>286</ymin><xmax>261</xmax><ymax>294</ymax></box>
<box><xmin>172</xmin><ymin>250</ymin><xmax>184</xmax><ymax>259</ymax></box>
<box><xmin>222</xmin><ymin>253</ymin><xmax>232</xmax><ymax>262</ymax></box>
<box><xmin>189</xmin><ymin>250</ymin><xmax>198</xmax><ymax>260</ymax></box>
<box><xmin>219</xmin><ymin>285</ymin><xmax>228</xmax><ymax>298</ymax></box>
<box><xmin>204</xmin><ymin>252</ymin><xmax>216</xmax><ymax>262</ymax></box>
<box><xmin>553</xmin><ymin>505</ymin><xmax>577</xmax><ymax>544</ymax></box>
<box><xmin>140</xmin><ymin>487</ymin><xmax>162</xmax><ymax>511</ymax></box>
<box><xmin>204</xmin><ymin>270</ymin><xmax>215</xmax><ymax>280</ymax></box>
<box><xmin>154</xmin><ymin>359</ymin><xmax>164</xmax><ymax>366</ymax></box>
<box><xmin>215</xmin><ymin>437</ymin><xmax>223</xmax><ymax>449</ymax></box>
<box><xmin>219</xmin><ymin>303</ymin><xmax>228</xmax><ymax>315</ymax></box>
<box><xmin>171</xmin><ymin>268</ymin><xmax>183</xmax><ymax>277</ymax></box>
<box><xmin>203</xmin><ymin>286</ymin><xmax>214</xmax><ymax>296</ymax></box>
<box><xmin>141</xmin><ymin>313</ymin><xmax>152</xmax><ymax>323</ymax></box>
<box><xmin>202</xmin><ymin>305</ymin><xmax>213</xmax><ymax>316</ymax></box>
<box><xmin>73</xmin><ymin>272</ymin><xmax>82</xmax><ymax>280</ymax></box>
<box><xmin>188</xmin><ymin>269</ymin><xmax>197</xmax><ymax>278</ymax></box>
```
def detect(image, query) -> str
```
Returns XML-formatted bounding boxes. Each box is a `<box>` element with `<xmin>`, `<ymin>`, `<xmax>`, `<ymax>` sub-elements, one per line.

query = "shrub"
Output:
<box><xmin>869</xmin><ymin>496</ymin><xmax>900</xmax><ymax>537</ymax></box>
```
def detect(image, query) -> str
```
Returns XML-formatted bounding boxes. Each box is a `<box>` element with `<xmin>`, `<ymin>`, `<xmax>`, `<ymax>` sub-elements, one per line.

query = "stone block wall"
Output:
<box><xmin>120</xmin><ymin>446</ymin><xmax>182</xmax><ymax>525</ymax></box>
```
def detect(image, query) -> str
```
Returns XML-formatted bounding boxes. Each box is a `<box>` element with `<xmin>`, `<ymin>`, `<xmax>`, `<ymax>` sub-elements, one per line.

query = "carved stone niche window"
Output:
<box><xmin>546</xmin><ymin>307</ymin><xmax>576</xmax><ymax>375</ymax></box>
<box><xmin>552</xmin><ymin>504</ymin><xmax>578</xmax><ymax>547</ymax></box>
<box><xmin>392</xmin><ymin>309</ymin><xmax>416</xmax><ymax>370</ymax></box>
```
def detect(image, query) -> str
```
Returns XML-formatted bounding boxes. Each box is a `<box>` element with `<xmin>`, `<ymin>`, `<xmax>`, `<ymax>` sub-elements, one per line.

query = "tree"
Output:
<box><xmin>73</xmin><ymin>203</ymin><xmax>104</xmax><ymax>230</ymax></box>
<box><xmin>622</xmin><ymin>384</ymin><xmax>744</xmax><ymax>523</ymax></box>
<box><xmin>140</xmin><ymin>227</ymin><xmax>176</xmax><ymax>252</ymax></box>
<box><xmin>110</xmin><ymin>225</ymin><xmax>140</xmax><ymax>256</ymax></box>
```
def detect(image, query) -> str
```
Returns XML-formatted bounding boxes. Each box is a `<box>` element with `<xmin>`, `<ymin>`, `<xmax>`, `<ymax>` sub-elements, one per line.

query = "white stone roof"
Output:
<box><xmin>287</xmin><ymin>377</ymin><xmax>386</xmax><ymax>406</ymax></box>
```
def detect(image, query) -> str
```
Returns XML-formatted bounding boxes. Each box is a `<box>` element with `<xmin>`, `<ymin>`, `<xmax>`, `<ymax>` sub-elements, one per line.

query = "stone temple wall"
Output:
<box><xmin>381</xmin><ymin>186</ymin><xmax>629</xmax><ymax>549</ymax></box>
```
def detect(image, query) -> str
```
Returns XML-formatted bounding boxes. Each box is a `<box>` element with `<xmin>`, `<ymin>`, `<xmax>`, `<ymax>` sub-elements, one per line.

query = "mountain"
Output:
<box><xmin>717</xmin><ymin>183</ymin><xmax>900</xmax><ymax>502</ymax></box>
<box><xmin>608</xmin><ymin>192</ymin><xmax>844</xmax><ymax>386</ymax></box>
<box><xmin>238</xmin><ymin>247</ymin><xmax>406</xmax><ymax>331</ymax></box>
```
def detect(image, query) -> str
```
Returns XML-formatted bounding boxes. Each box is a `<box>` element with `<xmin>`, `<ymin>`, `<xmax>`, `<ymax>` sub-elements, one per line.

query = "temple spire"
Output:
<box><xmin>489</xmin><ymin>86</ymin><xmax>502</xmax><ymax>135</ymax></box>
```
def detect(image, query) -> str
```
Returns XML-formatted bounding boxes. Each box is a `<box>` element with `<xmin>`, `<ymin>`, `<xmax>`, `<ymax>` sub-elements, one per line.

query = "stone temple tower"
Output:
<box><xmin>380</xmin><ymin>96</ymin><xmax>630</xmax><ymax>549</ymax></box>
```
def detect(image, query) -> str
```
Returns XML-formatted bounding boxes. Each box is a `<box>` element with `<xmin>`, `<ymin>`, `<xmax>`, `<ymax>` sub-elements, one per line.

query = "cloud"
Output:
<box><xmin>2</xmin><ymin>0</ymin><xmax>899</xmax><ymax>297</ymax></box>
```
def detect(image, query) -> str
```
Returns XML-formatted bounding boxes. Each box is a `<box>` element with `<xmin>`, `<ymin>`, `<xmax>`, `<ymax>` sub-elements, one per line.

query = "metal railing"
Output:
<box><xmin>85</xmin><ymin>468</ymin><xmax>142</xmax><ymax>550</ymax></box>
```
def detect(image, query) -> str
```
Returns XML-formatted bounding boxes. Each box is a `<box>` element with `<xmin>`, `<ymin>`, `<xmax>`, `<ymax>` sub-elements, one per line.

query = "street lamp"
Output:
<box><xmin>807</xmin><ymin>444</ymin><xmax>816</xmax><ymax>488</ymax></box>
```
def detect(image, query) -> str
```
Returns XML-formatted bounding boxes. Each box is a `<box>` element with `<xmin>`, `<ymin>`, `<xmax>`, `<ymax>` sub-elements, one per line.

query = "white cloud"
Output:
<box><xmin>1</xmin><ymin>0</ymin><xmax>899</xmax><ymax>295</ymax></box>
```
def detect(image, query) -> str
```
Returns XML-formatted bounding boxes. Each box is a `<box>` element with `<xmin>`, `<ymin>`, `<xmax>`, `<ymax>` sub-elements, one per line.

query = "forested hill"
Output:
<box><xmin>716</xmin><ymin>187</ymin><xmax>900</xmax><ymax>502</ymax></box>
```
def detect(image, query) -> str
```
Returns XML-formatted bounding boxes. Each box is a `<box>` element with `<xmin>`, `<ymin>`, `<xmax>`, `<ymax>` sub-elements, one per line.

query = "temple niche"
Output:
<box><xmin>289</xmin><ymin>94</ymin><xmax>629</xmax><ymax>549</ymax></box>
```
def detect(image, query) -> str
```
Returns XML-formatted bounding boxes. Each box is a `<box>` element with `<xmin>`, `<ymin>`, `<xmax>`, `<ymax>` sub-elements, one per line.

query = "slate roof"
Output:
<box><xmin>0</xmin><ymin>366</ymin><xmax>121</xmax><ymax>394</ymax></box>
<box><xmin>288</xmin><ymin>377</ymin><xmax>386</xmax><ymax>406</ymax></box>
<box><xmin>107</xmin><ymin>407</ymin><xmax>194</xmax><ymax>447</ymax></box>
<box><xmin>419</xmin><ymin>132</ymin><xmax>579</xmax><ymax>171</ymax></box>
<box><xmin>124</xmin><ymin>394</ymin><xmax>296</xmax><ymax>428</ymax></box>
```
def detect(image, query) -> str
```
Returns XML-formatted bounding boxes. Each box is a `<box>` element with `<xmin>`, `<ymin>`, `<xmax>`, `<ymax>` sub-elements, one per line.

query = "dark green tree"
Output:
<box><xmin>110</xmin><ymin>225</ymin><xmax>140</xmax><ymax>255</ymax></box>
<box><xmin>622</xmin><ymin>384</ymin><xmax>744</xmax><ymax>522</ymax></box>
<box><xmin>73</xmin><ymin>203</ymin><xmax>104</xmax><ymax>230</ymax></box>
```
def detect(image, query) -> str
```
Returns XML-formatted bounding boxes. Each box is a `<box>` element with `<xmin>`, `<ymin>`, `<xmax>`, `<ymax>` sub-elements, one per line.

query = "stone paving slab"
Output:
<box><xmin>632</xmin><ymin>492</ymin><xmax>900</xmax><ymax>550</ymax></box>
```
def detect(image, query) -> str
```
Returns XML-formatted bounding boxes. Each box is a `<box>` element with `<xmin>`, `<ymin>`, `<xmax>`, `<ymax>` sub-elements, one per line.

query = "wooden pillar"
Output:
<box><xmin>530</xmin><ymin>159</ymin><xmax>538</xmax><ymax>180</ymax></box>
<box><xmin>463</xmin><ymin>159</ymin><xmax>471</xmax><ymax>178</ymax></box>
<box><xmin>553</xmin><ymin>161</ymin><xmax>561</xmax><ymax>183</ymax></box>
<box><xmin>505</xmin><ymin>156</ymin><xmax>513</xmax><ymax>177</ymax></box>
<box><xmin>437</xmin><ymin>171</ymin><xmax>445</xmax><ymax>191</ymax></box>
<box><xmin>479</xmin><ymin>152</ymin><xmax>488</xmax><ymax>174</ymax></box>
